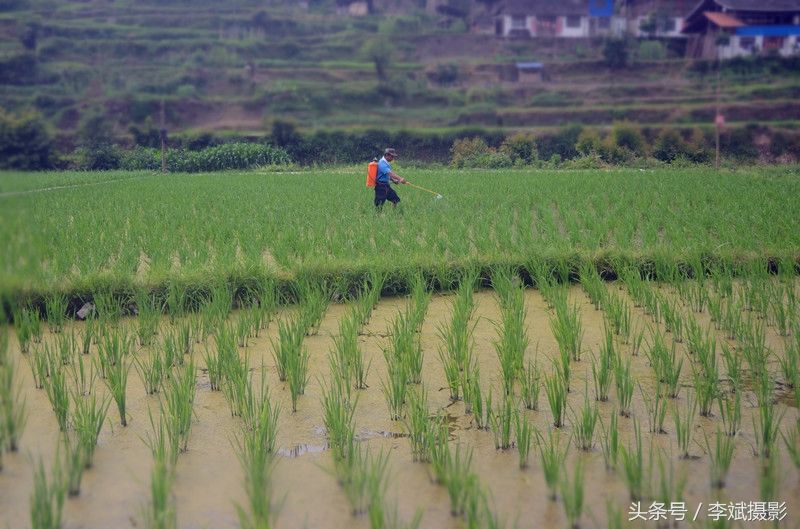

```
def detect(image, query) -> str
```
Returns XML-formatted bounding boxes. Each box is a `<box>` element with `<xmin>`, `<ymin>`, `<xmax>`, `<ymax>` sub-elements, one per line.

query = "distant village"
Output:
<box><xmin>338</xmin><ymin>0</ymin><xmax>800</xmax><ymax>60</ymax></box>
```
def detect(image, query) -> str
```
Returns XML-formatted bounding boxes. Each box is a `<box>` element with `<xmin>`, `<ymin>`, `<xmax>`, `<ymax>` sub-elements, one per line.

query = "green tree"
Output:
<box><xmin>603</xmin><ymin>37</ymin><xmax>629</xmax><ymax>69</ymax></box>
<box><xmin>0</xmin><ymin>109</ymin><xmax>54</xmax><ymax>170</ymax></box>
<box><xmin>364</xmin><ymin>38</ymin><xmax>391</xmax><ymax>82</ymax></box>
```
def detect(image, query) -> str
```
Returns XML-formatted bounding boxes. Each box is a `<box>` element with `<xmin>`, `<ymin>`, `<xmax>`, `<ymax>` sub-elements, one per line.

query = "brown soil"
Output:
<box><xmin>1</xmin><ymin>285</ymin><xmax>798</xmax><ymax>529</ymax></box>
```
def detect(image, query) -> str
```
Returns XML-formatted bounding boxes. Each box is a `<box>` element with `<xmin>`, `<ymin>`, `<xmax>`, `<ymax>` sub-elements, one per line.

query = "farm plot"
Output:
<box><xmin>0</xmin><ymin>268</ymin><xmax>798</xmax><ymax>529</ymax></box>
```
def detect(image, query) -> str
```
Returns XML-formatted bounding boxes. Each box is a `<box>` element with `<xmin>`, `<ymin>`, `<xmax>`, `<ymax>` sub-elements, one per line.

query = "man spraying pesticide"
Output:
<box><xmin>367</xmin><ymin>148</ymin><xmax>442</xmax><ymax>209</ymax></box>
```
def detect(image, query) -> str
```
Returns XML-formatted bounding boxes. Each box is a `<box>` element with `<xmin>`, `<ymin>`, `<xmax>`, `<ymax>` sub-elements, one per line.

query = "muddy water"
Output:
<box><xmin>1</xmin><ymin>285</ymin><xmax>799</xmax><ymax>529</ymax></box>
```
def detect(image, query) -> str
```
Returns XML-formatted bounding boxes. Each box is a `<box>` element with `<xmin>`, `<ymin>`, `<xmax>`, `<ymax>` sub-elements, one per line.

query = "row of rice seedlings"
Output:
<box><xmin>390</xmin><ymin>308</ymin><xmax>424</xmax><ymax>385</ymax></box>
<box><xmin>437</xmin><ymin>280</ymin><xmax>477</xmax><ymax>401</ymax></box>
<box><xmin>752</xmin><ymin>370</ymin><xmax>784</xmax><ymax>459</ymax></box>
<box><xmin>14</xmin><ymin>306</ymin><xmax>42</xmax><ymax>353</ymax></box>
<box><xmin>353</xmin><ymin>273</ymin><xmax>385</xmax><ymax>332</ymax></box>
<box><xmin>769</xmin><ymin>282</ymin><xmax>795</xmax><ymax>337</ymax></box>
<box><xmin>220</xmin><ymin>345</ymin><xmax>250</xmax><ymax>418</ymax></box>
<box><xmin>333</xmin><ymin>310</ymin><xmax>370</xmax><ymax>391</ymax></box>
<box><xmin>408</xmin><ymin>273</ymin><xmax>432</xmax><ymax>330</ymax></box>
<box><xmin>705</xmin><ymin>428</ymin><xmax>735</xmax><ymax>489</ymax></box>
<box><xmin>550</xmin><ymin>294</ymin><xmax>583</xmax><ymax>363</ymax></box>
<box><xmin>322</xmin><ymin>373</ymin><xmax>357</xmax><ymax>464</ymax></box>
<box><xmin>641</xmin><ymin>382</ymin><xmax>668</xmax><ymax>435</ymax></box>
<box><xmin>579</xmin><ymin>264</ymin><xmax>607</xmax><ymax>310</ymax></box>
<box><xmin>660</xmin><ymin>297</ymin><xmax>685</xmax><ymax>343</ymax></box>
<box><xmin>571</xmin><ymin>380</ymin><xmax>599</xmax><ymax>451</ymax></box>
<box><xmin>381</xmin><ymin>350</ymin><xmax>409</xmax><ymax>421</ymax></box>
<box><xmin>672</xmin><ymin>391</ymin><xmax>697</xmax><ymax>459</ymax></box>
<box><xmin>30</xmin><ymin>455</ymin><xmax>66</xmax><ymax>529</ymax></box>
<box><xmin>405</xmin><ymin>387</ymin><xmax>440</xmax><ymax>463</ymax></box>
<box><xmin>45</xmin><ymin>293</ymin><xmax>68</xmax><ymax>334</ymax></box>
<box><xmin>495</xmin><ymin>285</ymin><xmax>528</xmax><ymax>396</ymax></box>
<box><xmin>644</xmin><ymin>332</ymin><xmax>682</xmax><ymax>399</ymax></box>
<box><xmin>298</xmin><ymin>280</ymin><xmax>330</xmax><ymax>336</ymax></box>
<box><xmin>592</xmin><ymin>327</ymin><xmax>616</xmax><ymax>402</ymax></box>
<box><xmin>43</xmin><ymin>351</ymin><xmax>70</xmax><ymax>432</ymax></box>
<box><xmin>488</xmin><ymin>395</ymin><xmax>514</xmax><ymax>450</ymax></box>
<box><xmin>675</xmin><ymin>279</ymin><xmax>708</xmax><ymax>314</ymax></box>
<box><xmin>271</xmin><ymin>314</ymin><xmax>308</xmax><ymax>412</ymax></box>
<box><xmin>162</xmin><ymin>359</ymin><xmax>197</xmax><ymax>452</ymax></box>
<box><xmin>135</xmin><ymin>289</ymin><xmax>163</xmax><ymax>347</ymax></box>
<box><xmin>68</xmin><ymin>348</ymin><xmax>95</xmax><ymax>398</ymax></box>
<box><xmin>0</xmin><ymin>357</ymin><xmax>26</xmax><ymax>452</ymax></box>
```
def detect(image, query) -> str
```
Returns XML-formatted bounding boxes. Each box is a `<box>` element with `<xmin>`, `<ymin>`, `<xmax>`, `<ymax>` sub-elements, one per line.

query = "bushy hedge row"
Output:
<box><xmin>118</xmin><ymin>142</ymin><xmax>291</xmax><ymax>172</ymax></box>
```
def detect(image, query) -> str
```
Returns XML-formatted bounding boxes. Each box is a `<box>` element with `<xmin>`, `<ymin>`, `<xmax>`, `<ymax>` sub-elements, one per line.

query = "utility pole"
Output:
<box><xmin>160</xmin><ymin>99</ymin><xmax>167</xmax><ymax>174</ymax></box>
<box><xmin>715</xmin><ymin>36</ymin><xmax>722</xmax><ymax>170</ymax></box>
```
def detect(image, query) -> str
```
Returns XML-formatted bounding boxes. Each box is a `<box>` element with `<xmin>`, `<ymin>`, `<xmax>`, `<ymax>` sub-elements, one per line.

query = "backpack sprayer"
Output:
<box><xmin>366</xmin><ymin>159</ymin><xmax>443</xmax><ymax>199</ymax></box>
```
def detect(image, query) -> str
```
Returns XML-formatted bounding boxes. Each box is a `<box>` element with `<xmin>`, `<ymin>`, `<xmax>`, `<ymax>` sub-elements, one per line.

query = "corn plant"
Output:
<box><xmin>0</xmin><ymin>358</ymin><xmax>26</xmax><ymax>451</ymax></box>
<box><xmin>672</xmin><ymin>391</ymin><xmax>697</xmax><ymax>459</ymax></box>
<box><xmin>560</xmin><ymin>459</ymin><xmax>585</xmax><ymax>529</ymax></box>
<box><xmin>71</xmin><ymin>391</ymin><xmax>109</xmax><ymax>468</ymax></box>
<box><xmin>515</xmin><ymin>409</ymin><xmax>532</xmax><ymax>469</ymax></box>
<box><xmin>45</xmin><ymin>293</ymin><xmax>68</xmax><ymax>334</ymax></box>
<box><xmin>705</xmin><ymin>429</ymin><xmax>735</xmax><ymax>489</ymax></box>
<box><xmin>537</xmin><ymin>429</ymin><xmax>567</xmax><ymax>501</ymax></box>
<box><xmin>30</xmin><ymin>455</ymin><xmax>66</xmax><ymax>529</ymax></box>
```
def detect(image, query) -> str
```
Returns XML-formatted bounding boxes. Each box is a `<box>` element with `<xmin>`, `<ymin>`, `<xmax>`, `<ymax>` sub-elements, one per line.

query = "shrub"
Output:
<box><xmin>500</xmin><ymin>133</ymin><xmax>538</xmax><ymax>165</ymax></box>
<box><xmin>450</xmin><ymin>137</ymin><xmax>512</xmax><ymax>168</ymax></box>
<box><xmin>120</xmin><ymin>146</ymin><xmax>161</xmax><ymax>171</ymax></box>
<box><xmin>75</xmin><ymin>144</ymin><xmax>122</xmax><ymax>170</ymax></box>
<box><xmin>610</xmin><ymin>122</ymin><xmax>646</xmax><ymax>157</ymax></box>
<box><xmin>0</xmin><ymin>109</ymin><xmax>54</xmax><ymax>170</ymax></box>
<box><xmin>638</xmin><ymin>41</ymin><xmax>666</xmax><ymax>61</ymax></box>
<box><xmin>561</xmin><ymin>153</ymin><xmax>608</xmax><ymax>170</ymax></box>
<box><xmin>575</xmin><ymin>129</ymin><xmax>602</xmax><ymax>156</ymax></box>
<box><xmin>653</xmin><ymin>129</ymin><xmax>690</xmax><ymax>162</ymax></box>
<box><xmin>603</xmin><ymin>38</ymin><xmax>629</xmax><ymax>69</ymax></box>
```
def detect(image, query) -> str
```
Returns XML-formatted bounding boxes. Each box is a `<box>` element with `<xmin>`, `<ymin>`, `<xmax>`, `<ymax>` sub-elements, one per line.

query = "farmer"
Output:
<box><xmin>375</xmin><ymin>147</ymin><xmax>407</xmax><ymax>209</ymax></box>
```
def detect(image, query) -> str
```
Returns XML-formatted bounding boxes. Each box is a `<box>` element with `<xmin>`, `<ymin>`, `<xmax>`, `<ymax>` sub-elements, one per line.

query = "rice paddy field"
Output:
<box><xmin>1</xmin><ymin>166</ymin><xmax>799</xmax><ymax>529</ymax></box>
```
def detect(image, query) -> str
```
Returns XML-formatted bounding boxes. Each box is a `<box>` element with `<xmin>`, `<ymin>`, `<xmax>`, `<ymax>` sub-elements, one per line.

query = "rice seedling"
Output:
<box><xmin>645</xmin><ymin>332</ymin><xmax>682</xmax><ymax>399</ymax></box>
<box><xmin>489</xmin><ymin>395</ymin><xmax>513</xmax><ymax>450</ymax></box>
<box><xmin>512</xmin><ymin>408</ymin><xmax>533</xmax><ymax>469</ymax></box>
<box><xmin>161</xmin><ymin>330</ymin><xmax>180</xmax><ymax>370</ymax></box>
<box><xmin>640</xmin><ymin>382</ymin><xmax>668</xmax><ymax>434</ymax></box>
<box><xmin>672</xmin><ymin>391</ymin><xmax>697</xmax><ymax>459</ymax></box>
<box><xmin>97</xmin><ymin>325</ymin><xmax>132</xmax><ymax>378</ymax></box>
<box><xmin>704</xmin><ymin>428</ymin><xmax>735</xmax><ymax>489</ymax></box>
<box><xmin>629</xmin><ymin>326</ymin><xmax>644</xmax><ymax>356</ymax></box>
<box><xmin>105</xmin><ymin>351</ymin><xmax>131</xmax><ymax>427</ymax></box>
<box><xmin>720</xmin><ymin>343</ymin><xmax>742</xmax><ymax>393</ymax></box>
<box><xmin>240</xmin><ymin>369</ymin><xmax>280</xmax><ymax>457</ymax></box>
<box><xmin>15</xmin><ymin>307</ymin><xmax>41</xmax><ymax>354</ymax></box>
<box><xmin>322</xmin><ymin>376</ymin><xmax>357</xmax><ymax>463</ymax></box>
<box><xmin>0</xmin><ymin>358</ymin><xmax>26</xmax><ymax>451</ymax></box>
<box><xmin>136</xmin><ymin>289</ymin><xmax>162</xmax><ymax>347</ymax></box>
<box><xmin>62</xmin><ymin>432</ymin><xmax>86</xmax><ymax>497</ymax></box>
<box><xmin>28</xmin><ymin>343</ymin><xmax>50</xmax><ymax>389</ymax></box>
<box><xmin>605</xmin><ymin>294</ymin><xmax>631</xmax><ymax>341</ymax></box>
<box><xmin>606</xmin><ymin>501</ymin><xmax>623</xmax><ymax>529</ymax></box>
<box><xmin>466</xmin><ymin>365</ymin><xmax>485</xmax><ymax>429</ymax></box>
<box><xmin>381</xmin><ymin>354</ymin><xmax>408</xmax><ymax>421</ymax></box>
<box><xmin>94</xmin><ymin>289</ymin><xmax>122</xmax><ymax>325</ymax></box>
<box><xmin>519</xmin><ymin>358</ymin><xmax>540</xmax><ymax>410</ymax></box>
<box><xmin>298</xmin><ymin>280</ymin><xmax>330</xmax><ymax>335</ymax></box>
<box><xmin>166</xmin><ymin>282</ymin><xmax>187</xmax><ymax>323</ymax></box>
<box><xmin>592</xmin><ymin>327</ymin><xmax>615</xmax><ymax>402</ymax></box>
<box><xmin>661</xmin><ymin>297</ymin><xmax>684</xmax><ymax>343</ymax></box>
<box><xmin>560</xmin><ymin>459</ymin><xmax>585</xmax><ymax>529</ymax></box>
<box><xmin>136</xmin><ymin>349</ymin><xmax>165</xmax><ymax>395</ymax></box>
<box><xmin>579</xmin><ymin>264</ymin><xmax>606</xmax><ymax>310</ymax></box>
<box><xmin>389</xmin><ymin>311</ymin><xmax>423</xmax><ymax>385</ymax></box>
<box><xmin>285</xmin><ymin>339</ymin><xmax>309</xmax><ymax>414</ymax></box>
<box><xmin>759</xmin><ymin>450</ymin><xmax>780</xmax><ymax>501</ymax></box>
<box><xmin>599</xmin><ymin>412</ymin><xmax>620</xmax><ymax>471</ymax></box>
<box><xmin>271</xmin><ymin>316</ymin><xmax>304</xmax><ymax>383</ymax></box>
<box><xmin>333</xmin><ymin>311</ymin><xmax>370</xmax><ymax>391</ymax></box>
<box><xmin>571</xmin><ymin>381</ymin><xmax>599</xmax><ymax>451</ymax></box>
<box><xmin>653</xmin><ymin>449</ymin><xmax>686</xmax><ymax>516</ymax></box>
<box><xmin>45</xmin><ymin>293</ymin><xmax>68</xmax><ymax>334</ymax></box>
<box><xmin>145</xmin><ymin>409</ymin><xmax>179</xmax><ymax>470</ymax></box>
<box><xmin>30</xmin><ymin>454</ymin><xmax>66</xmax><ymax>529</ymax></box>
<box><xmin>691</xmin><ymin>356</ymin><xmax>719</xmax><ymax>418</ymax></box>
<box><xmin>614</xmin><ymin>357</ymin><xmax>634</xmax><ymax>418</ymax></box>
<box><xmin>544</xmin><ymin>370</ymin><xmax>567</xmax><ymax>428</ymax></box>
<box><xmin>176</xmin><ymin>317</ymin><xmax>193</xmax><ymax>357</ymax></box>
<box><xmin>79</xmin><ymin>317</ymin><xmax>96</xmax><ymax>355</ymax></box>
<box><xmin>782</xmin><ymin>421</ymin><xmax>800</xmax><ymax>471</ymax></box>
<box><xmin>43</xmin><ymin>354</ymin><xmax>70</xmax><ymax>432</ymax></box>
<box><xmin>67</xmin><ymin>350</ymin><xmax>95</xmax><ymax>397</ymax></box>
<box><xmin>752</xmin><ymin>371</ymin><xmax>784</xmax><ymax>459</ymax></box>
<box><xmin>220</xmin><ymin>347</ymin><xmax>249</xmax><ymax>418</ymax></box>
<box><xmin>71</xmin><ymin>391</ymin><xmax>109</xmax><ymax>468</ymax></box>
<box><xmin>405</xmin><ymin>387</ymin><xmax>435</xmax><ymax>463</ymax></box>
<box><xmin>537</xmin><ymin>429</ymin><xmax>567</xmax><ymax>501</ymax></box>
<box><xmin>442</xmin><ymin>444</ymin><xmax>476</xmax><ymax>517</ymax></box>
<box><xmin>142</xmin><ymin>457</ymin><xmax>176</xmax><ymax>529</ymax></box>
<box><xmin>494</xmin><ymin>288</ymin><xmax>527</xmax><ymax>396</ymax></box>
<box><xmin>162</xmin><ymin>359</ymin><xmax>197</xmax><ymax>452</ymax></box>
<box><xmin>550</xmin><ymin>295</ymin><xmax>583</xmax><ymax>362</ymax></box>
<box><xmin>778</xmin><ymin>333</ymin><xmax>799</xmax><ymax>390</ymax></box>
<box><xmin>771</xmin><ymin>284</ymin><xmax>792</xmax><ymax>337</ymax></box>
<box><xmin>717</xmin><ymin>389</ymin><xmax>741</xmax><ymax>437</ymax></box>
<box><xmin>438</xmin><ymin>345</ymin><xmax>461</xmax><ymax>402</ymax></box>
<box><xmin>619</xmin><ymin>418</ymin><xmax>649</xmax><ymax>501</ymax></box>
<box><xmin>235</xmin><ymin>424</ymin><xmax>278</xmax><ymax>529</ymax></box>
<box><xmin>54</xmin><ymin>331</ymin><xmax>77</xmax><ymax>367</ymax></box>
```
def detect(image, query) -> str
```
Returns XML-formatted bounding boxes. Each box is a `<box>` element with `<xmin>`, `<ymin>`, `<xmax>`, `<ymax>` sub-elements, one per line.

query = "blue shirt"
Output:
<box><xmin>377</xmin><ymin>157</ymin><xmax>391</xmax><ymax>184</ymax></box>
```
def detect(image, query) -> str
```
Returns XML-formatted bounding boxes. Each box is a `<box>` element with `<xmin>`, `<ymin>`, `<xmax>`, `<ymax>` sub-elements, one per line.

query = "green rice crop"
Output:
<box><xmin>641</xmin><ymin>382</ymin><xmax>668</xmax><ymax>435</ymax></box>
<box><xmin>537</xmin><ymin>429</ymin><xmax>567</xmax><ymax>501</ymax></box>
<box><xmin>560</xmin><ymin>459</ymin><xmax>584</xmax><ymax>529</ymax></box>
<box><xmin>322</xmin><ymin>375</ymin><xmax>356</xmax><ymax>463</ymax></box>
<box><xmin>71</xmin><ymin>391</ymin><xmax>109</xmax><ymax>468</ymax></box>
<box><xmin>298</xmin><ymin>280</ymin><xmax>330</xmax><ymax>335</ymax></box>
<box><xmin>441</xmin><ymin>443</ymin><xmax>476</xmax><ymax>517</ymax></box>
<box><xmin>67</xmin><ymin>351</ymin><xmax>95</xmax><ymax>398</ymax></box>
<box><xmin>549</xmin><ymin>295</ymin><xmax>582</xmax><ymax>362</ymax></box>
<box><xmin>94</xmin><ymin>289</ymin><xmax>123</xmax><ymax>325</ymax></box>
<box><xmin>406</xmin><ymin>387</ymin><xmax>435</xmax><ymax>463</ymax></box>
<box><xmin>45</xmin><ymin>293</ymin><xmax>68</xmax><ymax>334</ymax></box>
<box><xmin>162</xmin><ymin>358</ymin><xmax>197</xmax><ymax>452</ymax></box>
<box><xmin>599</xmin><ymin>412</ymin><xmax>620</xmax><ymax>471</ymax></box>
<box><xmin>717</xmin><ymin>389</ymin><xmax>741</xmax><ymax>437</ymax></box>
<box><xmin>333</xmin><ymin>310</ymin><xmax>370</xmax><ymax>391</ymax></box>
<box><xmin>620</xmin><ymin>418</ymin><xmax>649</xmax><ymax>501</ymax></box>
<box><xmin>592</xmin><ymin>327</ymin><xmax>615</xmax><ymax>402</ymax></box>
<box><xmin>271</xmin><ymin>316</ymin><xmax>304</xmax><ymax>383</ymax></box>
<box><xmin>759</xmin><ymin>451</ymin><xmax>780</xmax><ymax>501</ymax></box>
<box><xmin>14</xmin><ymin>307</ymin><xmax>40</xmax><ymax>354</ymax></box>
<box><xmin>518</xmin><ymin>358</ymin><xmax>540</xmax><ymax>410</ymax></box>
<box><xmin>752</xmin><ymin>371</ymin><xmax>784</xmax><ymax>459</ymax></box>
<box><xmin>62</xmin><ymin>432</ymin><xmax>86</xmax><ymax>496</ymax></box>
<box><xmin>0</xmin><ymin>358</ymin><xmax>26</xmax><ymax>451</ymax></box>
<box><xmin>705</xmin><ymin>428</ymin><xmax>735</xmax><ymax>489</ymax></box>
<box><xmin>489</xmin><ymin>395</ymin><xmax>513</xmax><ymax>450</ymax></box>
<box><xmin>494</xmin><ymin>276</ymin><xmax>527</xmax><ymax>396</ymax></box>
<box><xmin>614</xmin><ymin>357</ymin><xmax>634</xmax><ymax>417</ymax></box>
<box><xmin>30</xmin><ymin>454</ymin><xmax>66</xmax><ymax>529</ymax></box>
<box><xmin>136</xmin><ymin>288</ymin><xmax>162</xmax><ymax>347</ymax></box>
<box><xmin>55</xmin><ymin>331</ymin><xmax>76</xmax><ymax>367</ymax></box>
<box><xmin>142</xmin><ymin>457</ymin><xmax>176</xmax><ymax>529</ymax></box>
<box><xmin>644</xmin><ymin>332</ymin><xmax>682</xmax><ymax>399</ymax></box>
<box><xmin>29</xmin><ymin>343</ymin><xmax>50</xmax><ymax>389</ymax></box>
<box><xmin>381</xmin><ymin>352</ymin><xmax>408</xmax><ymax>421</ymax></box>
<box><xmin>514</xmin><ymin>409</ymin><xmax>532</xmax><ymax>469</ymax></box>
<box><xmin>43</xmin><ymin>354</ymin><xmax>70</xmax><ymax>432</ymax></box>
<box><xmin>136</xmin><ymin>349</ymin><xmax>165</xmax><ymax>395</ymax></box>
<box><xmin>605</xmin><ymin>294</ymin><xmax>631</xmax><ymax>341</ymax></box>
<box><xmin>104</xmin><ymin>347</ymin><xmax>131</xmax><ymax>427</ymax></box>
<box><xmin>579</xmin><ymin>263</ymin><xmax>606</xmax><ymax>310</ymax></box>
<box><xmin>720</xmin><ymin>343</ymin><xmax>742</xmax><ymax>393</ymax></box>
<box><xmin>672</xmin><ymin>391</ymin><xmax>697</xmax><ymax>459</ymax></box>
<box><xmin>466</xmin><ymin>365</ymin><xmax>485</xmax><ymax>429</ymax></box>
<box><xmin>240</xmin><ymin>370</ymin><xmax>280</xmax><ymax>457</ymax></box>
<box><xmin>388</xmin><ymin>310</ymin><xmax>423</xmax><ymax>385</ymax></box>
<box><xmin>145</xmin><ymin>409</ymin><xmax>179</xmax><ymax>471</ymax></box>
<box><xmin>653</xmin><ymin>450</ymin><xmax>686</xmax><ymax>514</ymax></box>
<box><xmin>235</xmin><ymin>424</ymin><xmax>277</xmax><ymax>529</ymax></box>
<box><xmin>572</xmin><ymin>380</ymin><xmax>598</xmax><ymax>451</ymax></box>
<box><xmin>782</xmin><ymin>421</ymin><xmax>800</xmax><ymax>471</ymax></box>
<box><xmin>778</xmin><ymin>332</ymin><xmax>799</xmax><ymax>390</ymax></box>
<box><xmin>544</xmin><ymin>371</ymin><xmax>567</xmax><ymax>428</ymax></box>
